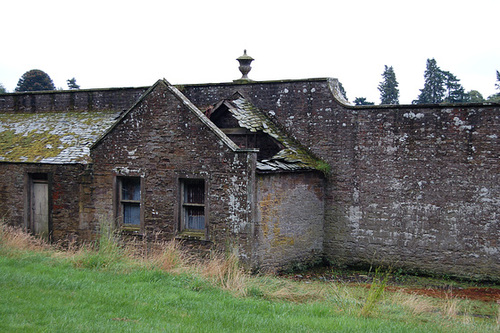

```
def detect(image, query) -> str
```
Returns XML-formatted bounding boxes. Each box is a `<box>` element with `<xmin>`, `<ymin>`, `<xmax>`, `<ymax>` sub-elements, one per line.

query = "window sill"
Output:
<box><xmin>121</xmin><ymin>226</ymin><xmax>141</xmax><ymax>234</ymax></box>
<box><xmin>177</xmin><ymin>230</ymin><xmax>206</xmax><ymax>241</ymax></box>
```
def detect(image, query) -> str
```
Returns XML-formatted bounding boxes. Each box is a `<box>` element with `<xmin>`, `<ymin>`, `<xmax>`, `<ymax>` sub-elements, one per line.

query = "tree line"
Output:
<box><xmin>346</xmin><ymin>59</ymin><xmax>500</xmax><ymax>105</ymax></box>
<box><xmin>0</xmin><ymin>69</ymin><xmax>79</xmax><ymax>93</ymax></box>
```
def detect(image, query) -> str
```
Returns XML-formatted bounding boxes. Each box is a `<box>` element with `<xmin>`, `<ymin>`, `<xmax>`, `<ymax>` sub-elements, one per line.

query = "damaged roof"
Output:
<box><xmin>0</xmin><ymin>110</ymin><xmax>122</xmax><ymax>164</ymax></box>
<box><xmin>217</xmin><ymin>95</ymin><xmax>322</xmax><ymax>172</ymax></box>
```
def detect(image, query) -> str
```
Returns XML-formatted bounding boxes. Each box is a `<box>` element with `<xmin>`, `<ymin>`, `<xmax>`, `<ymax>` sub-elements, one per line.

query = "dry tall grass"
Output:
<box><xmin>442</xmin><ymin>293</ymin><xmax>460</xmax><ymax>319</ymax></box>
<box><xmin>146</xmin><ymin>239</ymin><xmax>191</xmax><ymax>273</ymax></box>
<box><xmin>0</xmin><ymin>221</ymin><xmax>50</xmax><ymax>254</ymax></box>
<box><xmin>199</xmin><ymin>250</ymin><xmax>248</xmax><ymax>296</ymax></box>
<box><xmin>391</xmin><ymin>291</ymin><xmax>436</xmax><ymax>316</ymax></box>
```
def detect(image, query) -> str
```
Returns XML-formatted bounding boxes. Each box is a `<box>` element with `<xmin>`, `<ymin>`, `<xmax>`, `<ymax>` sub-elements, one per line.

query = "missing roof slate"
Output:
<box><xmin>208</xmin><ymin>94</ymin><xmax>323</xmax><ymax>172</ymax></box>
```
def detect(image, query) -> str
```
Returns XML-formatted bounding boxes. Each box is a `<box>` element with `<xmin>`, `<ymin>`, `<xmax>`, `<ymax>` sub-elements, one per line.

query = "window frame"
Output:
<box><xmin>179</xmin><ymin>178</ymin><xmax>207</xmax><ymax>240</ymax></box>
<box><xmin>116</xmin><ymin>176</ymin><xmax>143</xmax><ymax>231</ymax></box>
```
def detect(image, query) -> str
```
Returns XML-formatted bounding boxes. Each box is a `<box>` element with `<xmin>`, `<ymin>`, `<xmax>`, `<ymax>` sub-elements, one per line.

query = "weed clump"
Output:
<box><xmin>72</xmin><ymin>220</ymin><xmax>128</xmax><ymax>270</ymax></box>
<box><xmin>360</xmin><ymin>267</ymin><xmax>390</xmax><ymax>317</ymax></box>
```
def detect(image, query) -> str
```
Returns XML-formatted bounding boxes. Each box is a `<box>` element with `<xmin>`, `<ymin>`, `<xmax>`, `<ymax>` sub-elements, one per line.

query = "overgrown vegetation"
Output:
<box><xmin>360</xmin><ymin>267</ymin><xmax>390</xmax><ymax>317</ymax></box>
<box><xmin>1</xmin><ymin>220</ymin><xmax>498</xmax><ymax>332</ymax></box>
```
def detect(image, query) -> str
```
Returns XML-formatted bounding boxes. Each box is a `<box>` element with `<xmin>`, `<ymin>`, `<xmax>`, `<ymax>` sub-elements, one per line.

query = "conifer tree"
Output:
<box><xmin>67</xmin><ymin>77</ymin><xmax>80</xmax><ymax>90</ymax></box>
<box><xmin>15</xmin><ymin>69</ymin><xmax>55</xmax><ymax>92</ymax></box>
<box><xmin>378</xmin><ymin>65</ymin><xmax>399</xmax><ymax>105</ymax></box>
<box><xmin>413</xmin><ymin>59</ymin><xmax>445</xmax><ymax>104</ymax></box>
<box><xmin>442</xmin><ymin>71</ymin><xmax>467</xmax><ymax>103</ymax></box>
<box><xmin>487</xmin><ymin>70</ymin><xmax>500</xmax><ymax>102</ymax></box>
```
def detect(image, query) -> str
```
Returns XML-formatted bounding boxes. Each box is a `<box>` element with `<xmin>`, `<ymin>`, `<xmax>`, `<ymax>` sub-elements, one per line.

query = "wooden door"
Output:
<box><xmin>32</xmin><ymin>179</ymin><xmax>49</xmax><ymax>240</ymax></box>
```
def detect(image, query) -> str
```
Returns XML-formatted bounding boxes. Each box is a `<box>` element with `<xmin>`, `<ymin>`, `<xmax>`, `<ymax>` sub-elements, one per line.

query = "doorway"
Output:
<box><xmin>29</xmin><ymin>173</ymin><xmax>50</xmax><ymax>240</ymax></box>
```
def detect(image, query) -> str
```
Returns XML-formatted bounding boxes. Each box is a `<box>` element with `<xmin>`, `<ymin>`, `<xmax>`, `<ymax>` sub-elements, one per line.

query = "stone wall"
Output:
<box><xmin>254</xmin><ymin>171</ymin><xmax>325</xmax><ymax>272</ymax></box>
<box><xmin>90</xmin><ymin>82</ymin><xmax>258</xmax><ymax>262</ymax></box>
<box><xmin>327</xmin><ymin>105</ymin><xmax>500</xmax><ymax>279</ymax></box>
<box><xmin>0</xmin><ymin>87</ymin><xmax>147</xmax><ymax>113</ymax></box>
<box><xmin>182</xmin><ymin>79</ymin><xmax>500</xmax><ymax>278</ymax></box>
<box><xmin>0</xmin><ymin>162</ymin><xmax>86</xmax><ymax>242</ymax></box>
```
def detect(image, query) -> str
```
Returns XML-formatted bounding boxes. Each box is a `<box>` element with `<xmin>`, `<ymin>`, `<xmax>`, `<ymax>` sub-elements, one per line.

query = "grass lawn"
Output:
<box><xmin>0</xmin><ymin>223</ymin><xmax>498</xmax><ymax>332</ymax></box>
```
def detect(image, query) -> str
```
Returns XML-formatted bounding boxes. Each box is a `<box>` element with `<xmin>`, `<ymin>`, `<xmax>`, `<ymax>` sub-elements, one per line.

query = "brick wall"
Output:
<box><xmin>327</xmin><ymin>105</ymin><xmax>500</xmax><ymax>278</ymax></box>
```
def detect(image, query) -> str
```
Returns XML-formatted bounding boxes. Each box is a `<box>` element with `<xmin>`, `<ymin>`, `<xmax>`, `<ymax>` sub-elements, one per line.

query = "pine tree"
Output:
<box><xmin>15</xmin><ymin>69</ymin><xmax>56</xmax><ymax>92</ymax></box>
<box><xmin>67</xmin><ymin>77</ymin><xmax>80</xmax><ymax>90</ymax></box>
<box><xmin>442</xmin><ymin>71</ymin><xmax>467</xmax><ymax>103</ymax></box>
<box><xmin>378</xmin><ymin>65</ymin><xmax>399</xmax><ymax>105</ymax></box>
<box><xmin>0</xmin><ymin>83</ymin><xmax>6</xmax><ymax>94</ymax></box>
<box><xmin>413</xmin><ymin>59</ymin><xmax>446</xmax><ymax>104</ymax></box>
<box><xmin>487</xmin><ymin>70</ymin><xmax>500</xmax><ymax>102</ymax></box>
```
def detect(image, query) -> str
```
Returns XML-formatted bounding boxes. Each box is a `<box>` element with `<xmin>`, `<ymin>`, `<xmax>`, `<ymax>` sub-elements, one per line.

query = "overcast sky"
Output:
<box><xmin>1</xmin><ymin>0</ymin><xmax>498</xmax><ymax>104</ymax></box>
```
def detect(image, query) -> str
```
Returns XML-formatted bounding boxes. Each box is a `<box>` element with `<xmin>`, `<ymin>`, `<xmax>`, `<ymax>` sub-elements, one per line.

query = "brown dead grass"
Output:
<box><xmin>392</xmin><ymin>292</ymin><xmax>436</xmax><ymax>315</ymax></box>
<box><xmin>145</xmin><ymin>239</ymin><xmax>191</xmax><ymax>273</ymax></box>
<box><xmin>0</xmin><ymin>222</ymin><xmax>50</xmax><ymax>254</ymax></box>
<box><xmin>199</xmin><ymin>250</ymin><xmax>248</xmax><ymax>296</ymax></box>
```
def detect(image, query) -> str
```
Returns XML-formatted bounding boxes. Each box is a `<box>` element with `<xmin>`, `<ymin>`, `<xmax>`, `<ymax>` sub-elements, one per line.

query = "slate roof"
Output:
<box><xmin>219</xmin><ymin>95</ymin><xmax>321</xmax><ymax>172</ymax></box>
<box><xmin>0</xmin><ymin>110</ymin><xmax>122</xmax><ymax>164</ymax></box>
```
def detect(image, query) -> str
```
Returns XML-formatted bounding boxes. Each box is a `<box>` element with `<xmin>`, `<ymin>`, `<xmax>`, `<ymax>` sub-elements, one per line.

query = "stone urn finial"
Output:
<box><xmin>234</xmin><ymin>50</ymin><xmax>254</xmax><ymax>83</ymax></box>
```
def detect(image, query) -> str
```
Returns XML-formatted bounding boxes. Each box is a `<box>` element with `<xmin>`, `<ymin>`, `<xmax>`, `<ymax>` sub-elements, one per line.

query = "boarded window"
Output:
<box><xmin>118</xmin><ymin>177</ymin><xmax>141</xmax><ymax>227</ymax></box>
<box><xmin>181</xmin><ymin>179</ymin><xmax>205</xmax><ymax>230</ymax></box>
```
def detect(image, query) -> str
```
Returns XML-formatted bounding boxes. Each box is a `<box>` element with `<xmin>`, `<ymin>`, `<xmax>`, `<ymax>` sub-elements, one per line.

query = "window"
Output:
<box><xmin>180</xmin><ymin>179</ymin><xmax>206</xmax><ymax>231</ymax></box>
<box><xmin>118</xmin><ymin>177</ymin><xmax>141</xmax><ymax>228</ymax></box>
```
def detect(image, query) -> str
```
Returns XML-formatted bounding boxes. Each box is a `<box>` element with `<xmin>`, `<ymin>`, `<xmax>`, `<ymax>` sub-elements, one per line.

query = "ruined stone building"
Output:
<box><xmin>1</xmin><ymin>55</ymin><xmax>498</xmax><ymax>279</ymax></box>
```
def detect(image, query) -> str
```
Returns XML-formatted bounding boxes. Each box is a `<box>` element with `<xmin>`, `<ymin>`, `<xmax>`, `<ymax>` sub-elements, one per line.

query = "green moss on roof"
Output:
<box><xmin>0</xmin><ymin>110</ymin><xmax>121</xmax><ymax>164</ymax></box>
<box><xmin>227</xmin><ymin>97</ymin><xmax>325</xmax><ymax>172</ymax></box>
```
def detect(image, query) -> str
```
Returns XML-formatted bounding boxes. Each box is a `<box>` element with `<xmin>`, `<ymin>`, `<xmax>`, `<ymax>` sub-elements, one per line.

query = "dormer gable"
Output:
<box><xmin>207</xmin><ymin>93</ymin><xmax>323</xmax><ymax>173</ymax></box>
